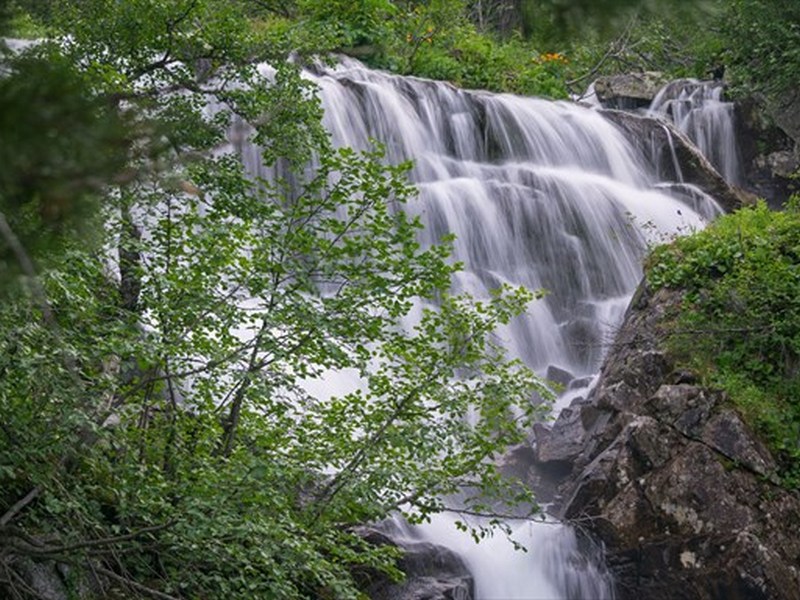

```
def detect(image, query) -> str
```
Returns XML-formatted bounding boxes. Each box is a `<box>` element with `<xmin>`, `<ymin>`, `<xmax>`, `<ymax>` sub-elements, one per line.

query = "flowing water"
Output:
<box><xmin>245</xmin><ymin>58</ymin><xmax>724</xmax><ymax>599</ymax></box>
<box><xmin>648</xmin><ymin>79</ymin><xmax>741</xmax><ymax>184</ymax></box>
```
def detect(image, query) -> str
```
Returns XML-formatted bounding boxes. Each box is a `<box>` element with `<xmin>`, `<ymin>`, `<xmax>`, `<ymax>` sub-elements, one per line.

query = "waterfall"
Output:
<box><xmin>244</xmin><ymin>58</ymin><xmax>722</xmax><ymax>599</ymax></box>
<box><xmin>305</xmin><ymin>59</ymin><xmax>715</xmax><ymax>380</ymax></box>
<box><xmin>648</xmin><ymin>79</ymin><xmax>741</xmax><ymax>184</ymax></box>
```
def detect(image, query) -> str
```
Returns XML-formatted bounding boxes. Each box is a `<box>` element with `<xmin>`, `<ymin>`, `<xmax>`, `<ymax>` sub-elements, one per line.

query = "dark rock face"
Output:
<box><xmin>769</xmin><ymin>87</ymin><xmax>800</xmax><ymax>149</ymax></box>
<box><xmin>537</xmin><ymin>284</ymin><xmax>800</xmax><ymax>600</ymax></box>
<box><xmin>593</xmin><ymin>73</ymin><xmax>798</xmax><ymax>207</ymax></box>
<box><xmin>357</xmin><ymin>527</ymin><xmax>474</xmax><ymax>600</ymax></box>
<box><xmin>734</xmin><ymin>95</ymin><xmax>798</xmax><ymax>208</ymax></box>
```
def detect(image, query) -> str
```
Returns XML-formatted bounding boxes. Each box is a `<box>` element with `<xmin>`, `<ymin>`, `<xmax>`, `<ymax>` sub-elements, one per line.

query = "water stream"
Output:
<box><xmin>648</xmin><ymin>78</ymin><xmax>741</xmax><ymax>184</ymax></box>
<box><xmin>246</xmin><ymin>59</ymin><xmax>724</xmax><ymax>599</ymax></box>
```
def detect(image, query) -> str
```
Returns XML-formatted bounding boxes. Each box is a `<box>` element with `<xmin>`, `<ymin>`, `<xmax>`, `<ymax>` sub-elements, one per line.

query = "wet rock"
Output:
<box><xmin>356</xmin><ymin>527</ymin><xmax>475</xmax><ymax>600</ymax></box>
<box><xmin>602</xmin><ymin>109</ymin><xmax>749</xmax><ymax>213</ymax></box>
<box><xmin>503</xmin><ymin>448</ymin><xmax>569</xmax><ymax>507</ymax></box>
<box><xmin>534</xmin><ymin>407</ymin><xmax>586</xmax><ymax>467</ymax></box>
<box><xmin>569</xmin><ymin>376</ymin><xmax>595</xmax><ymax>390</ymax></box>
<box><xmin>546</xmin><ymin>364</ymin><xmax>574</xmax><ymax>388</ymax></box>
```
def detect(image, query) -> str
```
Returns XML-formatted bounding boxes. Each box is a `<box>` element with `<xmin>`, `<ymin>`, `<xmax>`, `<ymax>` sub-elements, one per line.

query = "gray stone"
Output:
<box><xmin>594</xmin><ymin>72</ymin><xmax>670</xmax><ymax>109</ymax></box>
<box><xmin>755</xmin><ymin>150</ymin><xmax>800</xmax><ymax>177</ymax></box>
<box><xmin>569</xmin><ymin>376</ymin><xmax>595</xmax><ymax>390</ymax></box>
<box><xmin>534</xmin><ymin>407</ymin><xmax>586</xmax><ymax>466</ymax></box>
<box><xmin>701</xmin><ymin>410</ymin><xmax>776</xmax><ymax>476</ymax></box>
<box><xmin>21</xmin><ymin>560</ymin><xmax>69</xmax><ymax>600</ymax></box>
<box><xmin>769</xmin><ymin>87</ymin><xmax>800</xmax><ymax>147</ymax></box>
<box><xmin>648</xmin><ymin>384</ymin><xmax>717</xmax><ymax>437</ymax></box>
<box><xmin>602</xmin><ymin>109</ymin><xmax>750</xmax><ymax>213</ymax></box>
<box><xmin>546</xmin><ymin>364</ymin><xmax>574</xmax><ymax>388</ymax></box>
<box><xmin>357</xmin><ymin>527</ymin><xmax>475</xmax><ymax>600</ymax></box>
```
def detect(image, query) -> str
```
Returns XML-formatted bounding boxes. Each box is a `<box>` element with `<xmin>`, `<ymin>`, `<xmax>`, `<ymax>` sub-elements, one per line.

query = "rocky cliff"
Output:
<box><xmin>532</xmin><ymin>283</ymin><xmax>800</xmax><ymax>600</ymax></box>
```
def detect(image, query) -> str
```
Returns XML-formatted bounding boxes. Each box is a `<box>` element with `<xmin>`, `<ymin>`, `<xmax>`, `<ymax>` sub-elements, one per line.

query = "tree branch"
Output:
<box><xmin>0</xmin><ymin>487</ymin><xmax>42</xmax><ymax>529</ymax></box>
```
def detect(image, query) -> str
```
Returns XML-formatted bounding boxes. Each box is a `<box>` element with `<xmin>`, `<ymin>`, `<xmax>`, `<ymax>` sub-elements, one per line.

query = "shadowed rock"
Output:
<box><xmin>593</xmin><ymin>72</ymin><xmax>670</xmax><ymax>109</ymax></box>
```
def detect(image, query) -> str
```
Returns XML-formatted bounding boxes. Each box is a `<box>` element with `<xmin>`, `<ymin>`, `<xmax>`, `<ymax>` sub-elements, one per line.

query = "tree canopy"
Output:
<box><xmin>0</xmin><ymin>1</ymin><xmax>550</xmax><ymax>598</ymax></box>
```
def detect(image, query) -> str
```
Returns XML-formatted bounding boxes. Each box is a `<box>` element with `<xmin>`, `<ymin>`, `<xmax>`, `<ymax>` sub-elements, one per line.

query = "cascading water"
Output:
<box><xmin>307</xmin><ymin>59</ymin><xmax>715</xmax><ymax>380</ymax></box>
<box><xmin>244</xmin><ymin>58</ymin><xmax>722</xmax><ymax>599</ymax></box>
<box><xmin>648</xmin><ymin>79</ymin><xmax>741</xmax><ymax>184</ymax></box>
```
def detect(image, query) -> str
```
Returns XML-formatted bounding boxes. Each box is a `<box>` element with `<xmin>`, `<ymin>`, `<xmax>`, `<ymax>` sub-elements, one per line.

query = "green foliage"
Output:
<box><xmin>393</xmin><ymin>24</ymin><xmax>569</xmax><ymax>97</ymax></box>
<box><xmin>0</xmin><ymin>0</ymin><xmax>550</xmax><ymax>597</ymax></box>
<box><xmin>244</xmin><ymin>0</ymin><xmax>572</xmax><ymax>97</ymax></box>
<box><xmin>297</xmin><ymin>0</ymin><xmax>397</xmax><ymax>48</ymax></box>
<box><xmin>0</xmin><ymin>46</ymin><xmax>130</xmax><ymax>287</ymax></box>
<box><xmin>647</xmin><ymin>201</ymin><xmax>800</xmax><ymax>487</ymax></box>
<box><xmin>721</xmin><ymin>0</ymin><xmax>800</xmax><ymax>98</ymax></box>
<box><xmin>556</xmin><ymin>0</ymin><xmax>798</xmax><ymax>102</ymax></box>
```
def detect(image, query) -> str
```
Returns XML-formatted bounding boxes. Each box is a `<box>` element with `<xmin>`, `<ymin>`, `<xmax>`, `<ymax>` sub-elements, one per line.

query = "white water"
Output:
<box><xmin>305</xmin><ymin>59</ymin><xmax>714</xmax><ymax>380</ymax></box>
<box><xmin>242</xmin><ymin>58</ymin><xmax>723</xmax><ymax>599</ymax></box>
<box><xmin>648</xmin><ymin>79</ymin><xmax>741</xmax><ymax>184</ymax></box>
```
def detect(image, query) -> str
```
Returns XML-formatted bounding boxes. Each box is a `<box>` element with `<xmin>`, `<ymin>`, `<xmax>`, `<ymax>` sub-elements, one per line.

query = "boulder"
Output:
<box><xmin>593</xmin><ymin>72</ymin><xmax>670</xmax><ymax>109</ymax></box>
<box><xmin>546</xmin><ymin>364</ymin><xmax>575</xmax><ymax>388</ymax></box>
<box><xmin>534</xmin><ymin>407</ymin><xmax>587</xmax><ymax>467</ymax></box>
<box><xmin>498</xmin><ymin>443</ymin><xmax>568</xmax><ymax>505</ymax></box>
<box><xmin>356</xmin><ymin>527</ymin><xmax>475</xmax><ymax>600</ymax></box>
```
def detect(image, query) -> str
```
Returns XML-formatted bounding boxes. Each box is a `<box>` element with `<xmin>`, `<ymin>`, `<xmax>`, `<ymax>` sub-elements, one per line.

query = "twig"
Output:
<box><xmin>2</xmin><ymin>522</ymin><xmax>174</xmax><ymax>556</ymax></box>
<box><xmin>0</xmin><ymin>487</ymin><xmax>42</xmax><ymax>529</ymax></box>
<box><xmin>566</xmin><ymin>19</ymin><xmax>635</xmax><ymax>92</ymax></box>
<box><xmin>88</xmin><ymin>565</ymin><xmax>180</xmax><ymax>600</ymax></box>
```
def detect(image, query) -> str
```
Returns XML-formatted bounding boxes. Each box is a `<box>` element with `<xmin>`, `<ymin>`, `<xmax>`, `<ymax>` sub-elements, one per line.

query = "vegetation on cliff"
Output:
<box><xmin>5</xmin><ymin>0</ymin><xmax>798</xmax><ymax>102</ymax></box>
<box><xmin>647</xmin><ymin>200</ymin><xmax>800</xmax><ymax>488</ymax></box>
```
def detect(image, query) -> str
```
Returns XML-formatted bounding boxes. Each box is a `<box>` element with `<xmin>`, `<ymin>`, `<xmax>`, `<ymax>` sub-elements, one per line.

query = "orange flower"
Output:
<box><xmin>538</xmin><ymin>52</ymin><xmax>568</xmax><ymax>64</ymax></box>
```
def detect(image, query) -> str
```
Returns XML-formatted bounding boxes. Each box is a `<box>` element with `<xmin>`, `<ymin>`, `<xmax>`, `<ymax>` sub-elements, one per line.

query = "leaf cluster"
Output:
<box><xmin>0</xmin><ymin>47</ymin><xmax>130</xmax><ymax>286</ymax></box>
<box><xmin>720</xmin><ymin>0</ymin><xmax>800</xmax><ymax>99</ymax></box>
